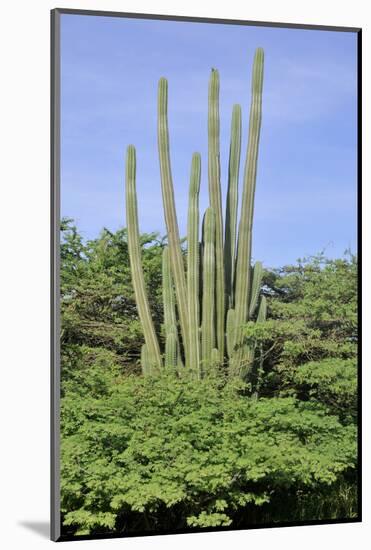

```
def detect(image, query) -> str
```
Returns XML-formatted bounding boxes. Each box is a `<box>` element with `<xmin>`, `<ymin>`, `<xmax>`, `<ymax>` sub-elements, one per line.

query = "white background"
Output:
<box><xmin>0</xmin><ymin>0</ymin><xmax>368</xmax><ymax>548</ymax></box>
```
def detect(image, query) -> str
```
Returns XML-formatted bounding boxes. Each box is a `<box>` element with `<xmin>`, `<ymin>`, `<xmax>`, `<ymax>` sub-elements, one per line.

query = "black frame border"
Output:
<box><xmin>51</xmin><ymin>7</ymin><xmax>362</xmax><ymax>542</ymax></box>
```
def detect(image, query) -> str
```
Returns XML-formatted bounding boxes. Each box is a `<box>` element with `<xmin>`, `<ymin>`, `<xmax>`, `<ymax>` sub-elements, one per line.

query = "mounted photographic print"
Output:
<box><xmin>51</xmin><ymin>8</ymin><xmax>361</xmax><ymax>542</ymax></box>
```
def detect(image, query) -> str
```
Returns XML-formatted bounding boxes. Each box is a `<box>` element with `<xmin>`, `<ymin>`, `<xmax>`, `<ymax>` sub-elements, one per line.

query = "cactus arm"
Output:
<box><xmin>201</xmin><ymin>207</ymin><xmax>216</xmax><ymax>370</ymax></box>
<box><xmin>240</xmin><ymin>345</ymin><xmax>255</xmax><ymax>380</ymax></box>
<box><xmin>237</xmin><ymin>294</ymin><xmax>267</xmax><ymax>380</ymax></box>
<box><xmin>158</xmin><ymin>78</ymin><xmax>190</xmax><ymax>366</ymax></box>
<box><xmin>248</xmin><ymin>261</ymin><xmax>263</xmax><ymax>318</ymax></box>
<box><xmin>257</xmin><ymin>294</ymin><xmax>267</xmax><ymax>323</ymax></box>
<box><xmin>162</xmin><ymin>246</ymin><xmax>178</xmax><ymax>337</ymax></box>
<box><xmin>162</xmin><ymin>246</ymin><xmax>184</xmax><ymax>369</ymax></box>
<box><xmin>234</xmin><ymin>296</ymin><xmax>266</xmax><ymax>380</ymax></box>
<box><xmin>224</xmin><ymin>104</ymin><xmax>242</xmax><ymax>309</ymax></box>
<box><xmin>226</xmin><ymin>308</ymin><xmax>236</xmax><ymax>359</ymax></box>
<box><xmin>187</xmin><ymin>153</ymin><xmax>201</xmax><ymax>378</ymax></box>
<box><xmin>233</xmin><ymin>48</ymin><xmax>264</xmax><ymax>373</ymax></box>
<box><xmin>141</xmin><ymin>344</ymin><xmax>151</xmax><ymax>376</ymax></box>
<box><xmin>208</xmin><ymin>69</ymin><xmax>225</xmax><ymax>360</ymax></box>
<box><xmin>165</xmin><ymin>332</ymin><xmax>178</xmax><ymax>370</ymax></box>
<box><xmin>125</xmin><ymin>145</ymin><xmax>162</xmax><ymax>371</ymax></box>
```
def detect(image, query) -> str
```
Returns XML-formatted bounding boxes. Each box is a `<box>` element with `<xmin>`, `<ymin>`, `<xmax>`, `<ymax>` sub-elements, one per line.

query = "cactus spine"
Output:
<box><xmin>208</xmin><ymin>69</ymin><xmax>225</xmax><ymax>360</ymax></box>
<box><xmin>187</xmin><ymin>153</ymin><xmax>201</xmax><ymax>378</ymax></box>
<box><xmin>126</xmin><ymin>48</ymin><xmax>266</xmax><ymax>382</ymax></box>
<box><xmin>158</xmin><ymin>78</ymin><xmax>190</xmax><ymax>367</ymax></box>
<box><xmin>125</xmin><ymin>145</ymin><xmax>162</xmax><ymax>373</ymax></box>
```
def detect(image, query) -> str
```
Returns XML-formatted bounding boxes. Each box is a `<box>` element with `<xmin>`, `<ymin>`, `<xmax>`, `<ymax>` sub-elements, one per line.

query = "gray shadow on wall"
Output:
<box><xmin>18</xmin><ymin>521</ymin><xmax>50</xmax><ymax>539</ymax></box>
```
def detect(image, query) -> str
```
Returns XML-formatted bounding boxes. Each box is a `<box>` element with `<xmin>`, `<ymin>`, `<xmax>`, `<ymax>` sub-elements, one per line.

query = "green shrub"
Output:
<box><xmin>61</xmin><ymin>372</ymin><xmax>356</xmax><ymax>535</ymax></box>
<box><xmin>293</xmin><ymin>358</ymin><xmax>357</xmax><ymax>423</ymax></box>
<box><xmin>61</xmin><ymin>344</ymin><xmax>124</xmax><ymax>398</ymax></box>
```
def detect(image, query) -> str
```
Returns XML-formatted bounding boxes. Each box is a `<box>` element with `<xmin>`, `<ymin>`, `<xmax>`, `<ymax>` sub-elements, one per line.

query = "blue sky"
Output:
<box><xmin>61</xmin><ymin>14</ymin><xmax>357</xmax><ymax>267</ymax></box>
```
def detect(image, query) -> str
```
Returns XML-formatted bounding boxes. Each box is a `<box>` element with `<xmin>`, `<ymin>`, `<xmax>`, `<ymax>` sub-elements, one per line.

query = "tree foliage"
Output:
<box><xmin>60</xmin><ymin>222</ymin><xmax>358</xmax><ymax>536</ymax></box>
<box><xmin>244</xmin><ymin>253</ymin><xmax>357</xmax><ymax>398</ymax></box>
<box><xmin>61</xmin><ymin>219</ymin><xmax>165</xmax><ymax>373</ymax></box>
<box><xmin>61</xmin><ymin>372</ymin><xmax>356</xmax><ymax>535</ymax></box>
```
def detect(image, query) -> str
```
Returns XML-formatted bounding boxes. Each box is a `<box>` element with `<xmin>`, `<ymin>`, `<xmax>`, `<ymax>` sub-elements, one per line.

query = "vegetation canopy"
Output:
<box><xmin>60</xmin><ymin>220</ymin><xmax>358</xmax><ymax>536</ymax></box>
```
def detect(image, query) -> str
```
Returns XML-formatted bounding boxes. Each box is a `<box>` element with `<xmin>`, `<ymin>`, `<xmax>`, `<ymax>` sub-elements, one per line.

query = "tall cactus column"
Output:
<box><xmin>125</xmin><ymin>145</ymin><xmax>162</xmax><ymax>372</ymax></box>
<box><xmin>158</xmin><ymin>78</ymin><xmax>190</xmax><ymax>367</ymax></box>
<box><xmin>162</xmin><ymin>246</ymin><xmax>180</xmax><ymax>345</ymax></box>
<box><xmin>162</xmin><ymin>246</ymin><xmax>177</xmax><ymax>337</ymax></box>
<box><xmin>232</xmin><ymin>48</ymin><xmax>264</xmax><ymax>377</ymax></box>
<box><xmin>224</xmin><ymin>104</ymin><xmax>242</xmax><ymax>309</ymax></box>
<box><xmin>201</xmin><ymin>207</ymin><xmax>216</xmax><ymax>370</ymax></box>
<box><xmin>187</xmin><ymin>153</ymin><xmax>201</xmax><ymax>377</ymax></box>
<box><xmin>208</xmin><ymin>69</ymin><xmax>225</xmax><ymax>361</ymax></box>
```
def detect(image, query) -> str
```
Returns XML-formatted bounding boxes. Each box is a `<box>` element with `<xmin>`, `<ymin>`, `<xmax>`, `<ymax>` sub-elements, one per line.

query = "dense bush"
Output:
<box><xmin>60</xmin><ymin>223</ymin><xmax>358</xmax><ymax>536</ymax></box>
<box><xmin>61</xmin><ymin>219</ymin><xmax>164</xmax><ymax>369</ymax></box>
<box><xmin>61</xmin><ymin>372</ymin><xmax>356</xmax><ymax>535</ymax></box>
<box><xmin>293</xmin><ymin>358</ymin><xmax>357</xmax><ymax>423</ymax></box>
<box><xmin>244</xmin><ymin>253</ymin><xmax>357</xmax><ymax>397</ymax></box>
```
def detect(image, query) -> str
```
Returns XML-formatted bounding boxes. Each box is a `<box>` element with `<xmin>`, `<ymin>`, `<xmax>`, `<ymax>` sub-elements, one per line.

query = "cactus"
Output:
<box><xmin>226</xmin><ymin>308</ymin><xmax>236</xmax><ymax>359</ymax></box>
<box><xmin>257</xmin><ymin>294</ymin><xmax>267</xmax><ymax>324</ymax></box>
<box><xmin>165</xmin><ymin>332</ymin><xmax>178</xmax><ymax>370</ymax></box>
<box><xmin>141</xmin><ymin>344</ymin><xmax>151</xmax><ymax>376</ymax></box>
<box><xmin>208</xmin><ymin>69</ymin><xmax>225</xmax><ymax>360</ymax></box>
<box><xmin>187</xmin><ymin>153</ymin><xmax>201</xmax><ymax>378</ymax></box>
<box><xmin>158</xmin><ymin>77</ymin><xmax>190</xmax><ymax>367</ymax></box>
<box><xmin>126</xmin><ymin>48</ymin><xmax>266</xmax><ymax>384</ymax></box>
<box><xmin>201</xmin><ymin>208</ymin><xmax>216</xmax><ymax>368</ymax></box>
<box><xmin>239</xmin><ymin>345</ymin><xmax>256</xmax><ymax>380</ymax></box>
<box><xmin>162</xmin><ymin>246</ymin><xmax>184</xmax><ymax>368</ymax></box>
<box><xmin>162</xmin><ymin>247</ymin><xmax>178</xmax><ymax>338</ymax></box>
<box><xmin>249</xmin><ymin>261</ymin><xmax>264</xmax><ymax>318</ymax></box>
<box><xmin>232</xmin><ymin>48</ymin><xmax>264</xmax><ymax>377</ymax></box>
<box><xmin>224</xmin><ymin>104</ymin><xmax>242</xmax><ymax>308</ymax></box>
<box><xmin>125</xmin><ymin>145</ymin><xmax>162</xmax><ymax>373</ymax></box>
